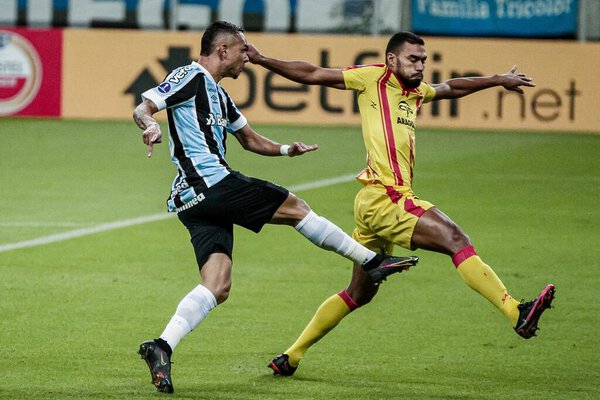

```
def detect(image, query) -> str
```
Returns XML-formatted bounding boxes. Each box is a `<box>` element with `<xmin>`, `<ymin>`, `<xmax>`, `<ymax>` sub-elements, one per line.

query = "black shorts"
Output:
<box><xmin>177</xmin><ymin>171</ymin><xmax>289</xmax><ymax>269</ymax></box>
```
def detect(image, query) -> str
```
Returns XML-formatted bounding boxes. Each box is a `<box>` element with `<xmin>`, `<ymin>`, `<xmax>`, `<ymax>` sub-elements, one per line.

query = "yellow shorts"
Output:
<box><xmin>352</xmin><ymin>184</ymin><xmax>435</xmax><ymax>252</ymax></box>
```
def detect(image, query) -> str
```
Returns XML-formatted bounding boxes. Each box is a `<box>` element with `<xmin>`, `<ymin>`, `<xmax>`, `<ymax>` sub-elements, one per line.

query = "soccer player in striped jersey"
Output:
<box><xmin>132</xmin><ymin>21</ymin><xmax>418</xmax><ymax>394</ymax></box>
<box><xmin>247</xmin><ymin>32</ymin><xmax>556</xmax><ymax>376</ymax></box>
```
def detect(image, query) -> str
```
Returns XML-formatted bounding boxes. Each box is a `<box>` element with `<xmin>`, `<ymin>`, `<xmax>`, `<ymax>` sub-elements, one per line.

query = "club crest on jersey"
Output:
<box><xmin>169</xmin><ymin>65</ymin><xmax>193</xmax><ymax>84</ymax></box>
<box><xmin>158</xmin><ymin>82</ymin><xmax>171</xmax><ymax>93</ymax></box>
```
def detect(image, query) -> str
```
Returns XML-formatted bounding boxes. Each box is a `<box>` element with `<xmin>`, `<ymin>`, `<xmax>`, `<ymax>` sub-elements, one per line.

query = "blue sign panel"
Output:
<box><xmin>412</xmin><ymin>0</ymin><xmax>578</xmax><ymax>37</ymax></box>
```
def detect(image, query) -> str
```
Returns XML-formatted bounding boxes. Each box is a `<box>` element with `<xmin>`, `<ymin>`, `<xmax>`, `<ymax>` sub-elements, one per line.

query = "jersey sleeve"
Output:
<box><xmin>221</xmin><ymin>89</ymin><xmax>247</xmax><ymax>133</ymax></box>
<box><xmin>420</xmin><ymin>82</ymin><xmax>436</xmax><ymax>103</ymax></box>
<box><xmin>342</xmin><ymin>66</ymin><xmax>367</xmax><ymax>92</ymax></box>
<box><xmin>142</xmin><ymin>66</ymin><xmax>200</xmax><ymax>111</ymax></box>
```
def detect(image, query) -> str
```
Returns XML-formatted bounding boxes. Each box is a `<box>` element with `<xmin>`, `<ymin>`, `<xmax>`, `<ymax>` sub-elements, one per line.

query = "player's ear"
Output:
<box><xmin>216</xmin><ymin>43</ymin><xmax>227</xmax><ymax>58</ymax></box>
<box><xmin>386</xmin><ymin>52</ymin><xmax>396</xmax><ymax>68</ymax></box>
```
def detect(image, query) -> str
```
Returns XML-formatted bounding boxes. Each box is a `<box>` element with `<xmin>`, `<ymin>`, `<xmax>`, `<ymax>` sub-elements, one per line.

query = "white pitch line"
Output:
<box><xmin>287</xmin><ymin>173</ymin><xmax>357</xmax><ymax>192</ymax></box>
<box><xmin>0</xmin><ymin>213</ymin><xmax>174</xmax><ymax>253</ymax></box>
<box><xmin>0</xmin><ymin>222</ymin><xmax>92</xmax><ymax>228</ymax></box>
<box><xmin>0</xmin><ymin>174</ymin><xmax>357</xmax><ymax>253</ymax></box>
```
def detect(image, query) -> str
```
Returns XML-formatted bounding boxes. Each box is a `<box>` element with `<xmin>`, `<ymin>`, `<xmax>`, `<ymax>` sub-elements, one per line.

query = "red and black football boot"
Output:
<box><xmin>268</xmin><ymin>354</ymin><xmax>297</xmax><ymax>376</ymax></box>
<box><xmin>514</xmin><ymin>284</ymin><xmax>556</xmax><ymax>339</ymax></box>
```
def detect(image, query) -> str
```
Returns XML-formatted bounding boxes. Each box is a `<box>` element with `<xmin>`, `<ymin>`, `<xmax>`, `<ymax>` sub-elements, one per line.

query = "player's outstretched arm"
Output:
<box><xmin>133</xmin><ymin>98</ymin><xmax>162</xmax><ymax>157</ymax></box>
<box><xmin>247</xmin><ymin>44</ymin><xmax>346</xmax><ymax>90</ymax></box>
<box><xmin>432</xmin><ymin>66</ymin><xmax>535</xmax><ymax>100</ymax></box>
<box><xmin>233</xmin><ymin>124</ymin><xmax>318</xmax><ymax>157</ymax></box>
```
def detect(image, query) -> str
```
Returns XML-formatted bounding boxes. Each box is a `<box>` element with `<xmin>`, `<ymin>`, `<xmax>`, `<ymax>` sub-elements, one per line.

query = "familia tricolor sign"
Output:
<box><xmin>0</xmin><ymin>28</ymin><xmax>62</xmax><ymax>117</ymax></box>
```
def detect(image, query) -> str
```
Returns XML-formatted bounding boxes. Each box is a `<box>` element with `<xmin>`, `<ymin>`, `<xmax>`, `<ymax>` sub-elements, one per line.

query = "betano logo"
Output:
<box><xmin>0</xmin><ymin>30</ymin><xmax>42</xmax><ymax>116</ymax></box>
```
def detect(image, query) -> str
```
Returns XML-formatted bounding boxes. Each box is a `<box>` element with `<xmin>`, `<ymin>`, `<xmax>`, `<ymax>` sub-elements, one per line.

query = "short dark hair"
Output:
<box><xmin>200</xmin><ymin>21</ymin><xmax>244</xmax><ymax>56</ymax></box>
<box><xmin>385</xmin><ymin>32</ymin><xmax>425</xmax><ymax>55</ymax></box>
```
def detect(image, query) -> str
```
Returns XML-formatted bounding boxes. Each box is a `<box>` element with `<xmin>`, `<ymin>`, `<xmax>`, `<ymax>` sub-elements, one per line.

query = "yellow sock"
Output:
<box><xmin>453</xmin><ymin>245</ymin><xmax>520</xmax><ymax>325</ymax></box>
<box><xmin>285</xmin><ymin>291</ymin><xmax>357</xmax><ymax>366</ymax></box>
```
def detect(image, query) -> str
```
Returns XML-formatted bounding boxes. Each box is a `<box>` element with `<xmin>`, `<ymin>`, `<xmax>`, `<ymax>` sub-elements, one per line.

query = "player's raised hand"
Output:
<box><xmin>288</xmin><ymin>142</ymin><xmax>318</xmax><ymax>157</ymax></box>
<box><xmin>142</xmin><ymin>122</ymin><xmax>162</xmax><ymax>157</ymax></box>
<box><xmin>500</xmin><ymin>65</ymin><xmax>535</xmax><ymax>94</ymax></box>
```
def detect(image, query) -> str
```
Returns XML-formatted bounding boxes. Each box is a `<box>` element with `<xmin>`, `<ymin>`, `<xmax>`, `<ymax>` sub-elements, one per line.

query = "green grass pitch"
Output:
<box><xmin>0</xmin><ymin>118</ymin><xmax>599</xmax><ymax>399</ymax></box>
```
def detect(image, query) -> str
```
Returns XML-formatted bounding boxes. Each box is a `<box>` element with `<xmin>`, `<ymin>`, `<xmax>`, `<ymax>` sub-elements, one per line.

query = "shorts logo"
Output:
<box><xmin>176</xmin><ymin>193</ymin><xmax>206</xmax><ymax>213</ymax></box>
<box><xmin>158</xmin><ymin>82</ymin><xmax>171</xmax><ymax>93</ymax></box>
<box><xmin>0</xmin><ymin>30</ymin><xmax>42</xmax><ymax>116</ymax></box>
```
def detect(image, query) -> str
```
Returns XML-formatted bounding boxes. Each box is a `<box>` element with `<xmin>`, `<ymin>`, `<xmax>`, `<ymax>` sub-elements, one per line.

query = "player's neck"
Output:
<box><xmin>198</xmin><ymin>57</ymin><xmax>223</xmax><ymax>83</ymax></box>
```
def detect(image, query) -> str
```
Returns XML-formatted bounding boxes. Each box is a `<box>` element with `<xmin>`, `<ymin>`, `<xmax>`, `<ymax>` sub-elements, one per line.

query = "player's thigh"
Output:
<box><xmin>221</xmin><ymin>172</ymin><xmax>290</xmax><ymax>232</ymax></box>
<box><xmin>177</xmin><ymin>210</ymin><xmax>234</xmax><ymax>271</ymax></box>
<box><xmin>353</xmin><ymin>186</ymin><xmax>394</xmax><ymax>253</ymax></box>
<box><xmin>411</xmin><ymin>207</ymin><xmax>470</xmax><ymax>255</ymax></box>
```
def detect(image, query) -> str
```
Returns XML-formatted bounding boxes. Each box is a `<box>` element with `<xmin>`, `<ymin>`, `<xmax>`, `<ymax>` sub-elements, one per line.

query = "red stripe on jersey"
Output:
<box><xmin>404</xmin><ymin>198</ymin><xmax>426</xmax><ymax>217</ymax></box>
<box><xmin>377</xmin><ymin>69</ymin><xmax>404</xmax><ymax>186</ymax></box>
<box><xmin>416</xmin><ymin>96</ymin><xmax>424</xmax><ymax>109</ymax></box>
<box><xmin>337</xmin><ymin>290</ymin><xmax>360</xmax><ymax>311</ymax></box>
<box><xmin>409</xmin><ymin>134</ymin><xmax>415</xmax><ymax>183</ymax></box>
<box><xmin>452</xmin><ymin>245</ymin><xmax>478</xmax><ymax>268</ymax></box>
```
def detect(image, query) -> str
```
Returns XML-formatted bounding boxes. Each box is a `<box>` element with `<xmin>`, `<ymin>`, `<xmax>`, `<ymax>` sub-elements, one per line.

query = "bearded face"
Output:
<box><xmin>387</xmin><ymin>42</ymin><xmax>426</xmax><ymax>89</ymax></box>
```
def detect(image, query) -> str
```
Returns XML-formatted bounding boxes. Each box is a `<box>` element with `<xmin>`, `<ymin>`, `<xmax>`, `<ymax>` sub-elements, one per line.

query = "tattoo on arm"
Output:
<box><xmin>133</xmin><ymin>100</ymin><xmax>159</xmax><ymax>130</ymax></box>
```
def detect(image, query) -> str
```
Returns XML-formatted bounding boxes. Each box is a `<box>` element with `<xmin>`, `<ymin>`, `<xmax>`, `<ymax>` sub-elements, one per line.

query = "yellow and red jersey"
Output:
<box><xmin>343</xmin><ymin>64</ymin><xmax>436</xmax><ymax>191</ymax></box>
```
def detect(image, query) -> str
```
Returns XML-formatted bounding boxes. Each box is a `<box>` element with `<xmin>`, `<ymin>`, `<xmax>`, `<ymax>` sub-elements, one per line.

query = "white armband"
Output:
<box><xmin>279</xmin><ymin>145</ymin><xmax>291</xmax><ymax>156</ymax></box>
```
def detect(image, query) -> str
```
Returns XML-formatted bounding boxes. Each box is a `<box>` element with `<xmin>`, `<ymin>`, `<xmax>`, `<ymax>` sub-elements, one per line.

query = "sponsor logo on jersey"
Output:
<box><xmin>168</xmin><ymin>65</ymin><xmax>193</xmax><ymax>84</ymax></box>
<box><xmin>205</xmin><ymin>113</ymin><xmax>226</xmax><ymax>127</ymax></box>
<box><xmin>158</xmin><ymin>82</ymin><xmax>171</xmax><ymax>93</ymax></box>
<box><xmin>398</xmin><ymin>100</ymin><xmax>414</xmax><ymax>116</ymax></box>
<box><xmin>0</xmin><ymin>30</ymin><xmax>42</xmax><ymax>116</ymax></box>
<box><xmin>397</xmin><ymin>117</ymin><xmax>415</xmax><ymax>128</ymax></box>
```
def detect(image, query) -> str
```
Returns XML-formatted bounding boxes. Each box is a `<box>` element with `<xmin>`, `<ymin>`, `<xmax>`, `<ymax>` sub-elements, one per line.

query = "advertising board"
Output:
<box><xmin>0</xmin><ymin>28</ymin><xmax>62</xmax><ymax>117</ymax></box>
<box><xmin>61</xmin><ymin>30</ymin><xmax>599</xmax><ymax>133</ymax></box>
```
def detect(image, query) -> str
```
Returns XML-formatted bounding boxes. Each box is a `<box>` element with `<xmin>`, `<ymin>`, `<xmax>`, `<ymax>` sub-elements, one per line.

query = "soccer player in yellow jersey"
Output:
<box><xmin>247</xmin><ymin>31</ymin><xmax>556</xmax><ymax>376</ymax></box>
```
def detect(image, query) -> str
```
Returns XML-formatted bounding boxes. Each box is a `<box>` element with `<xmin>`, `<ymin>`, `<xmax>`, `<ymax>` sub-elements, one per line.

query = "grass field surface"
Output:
<box><xmin>1</xmin><ymin>119</ymin><xmax>599</xmax><ymax>399</ymax></box>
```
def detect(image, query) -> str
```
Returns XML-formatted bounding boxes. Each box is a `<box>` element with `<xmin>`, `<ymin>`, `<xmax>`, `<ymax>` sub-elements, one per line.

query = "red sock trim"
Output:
<box><xmin>337</xmin><ymin>290</ymin><xmax>360</xmax><ymax>311</ymax></box>
<box><xmin>452</xmin><ymin>245</ymin><xmax>478</xmax><ymax>268</ymax></box>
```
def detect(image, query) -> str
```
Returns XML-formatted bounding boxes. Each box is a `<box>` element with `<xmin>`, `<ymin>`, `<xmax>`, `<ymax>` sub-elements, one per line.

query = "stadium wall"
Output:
<box><xmin>2</xmin><ymin>28</ymin><xmax>599</xmax><ymax>133</ymax></box>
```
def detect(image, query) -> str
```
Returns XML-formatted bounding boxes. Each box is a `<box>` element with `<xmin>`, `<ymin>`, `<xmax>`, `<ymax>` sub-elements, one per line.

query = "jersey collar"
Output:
<box><xmin>194</xmin><ymin>61</ymin><xmax>218</xmax><ymax>85</ymax></box>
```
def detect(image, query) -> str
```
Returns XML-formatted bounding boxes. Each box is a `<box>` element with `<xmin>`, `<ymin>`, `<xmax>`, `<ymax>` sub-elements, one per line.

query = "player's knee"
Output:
<box><xmin>212</xmin><ymin>283</ymin><xmax>231</xmax><ymax>304</ymax></box>
<box><xmin>291</xmin><ymin>196</ymin><xmax>311</xmax><ymax>217</ymax></box>
<box><xmin>277</xmin><ymin>194</ymin><xmax>312</xmax><ymax>225</ymax></box>
<box><xmin>449</xmin><ymin>225</ymin><xmax>470</xmax><ymax>249</ymax></box>
<box><xmin>346</xmin><ymin>279</ymin><xmax>378</xmax><ymax>306</ymax></box>
<box><xmin>353</xmin><ymin>291</ymin><xmax>376</xmax><ymax>306</ymax></box>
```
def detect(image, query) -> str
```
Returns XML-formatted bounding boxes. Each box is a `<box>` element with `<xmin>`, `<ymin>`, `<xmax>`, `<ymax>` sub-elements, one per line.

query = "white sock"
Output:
<box><xmin>159</xmin><ymin>284</ymin><xmax>217</xmax><ymax>352</ymax></box>
<box><xmin>295</xmin><ymin>211</ymin><xmax>376</xmax><ymax>265</ymax></box>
